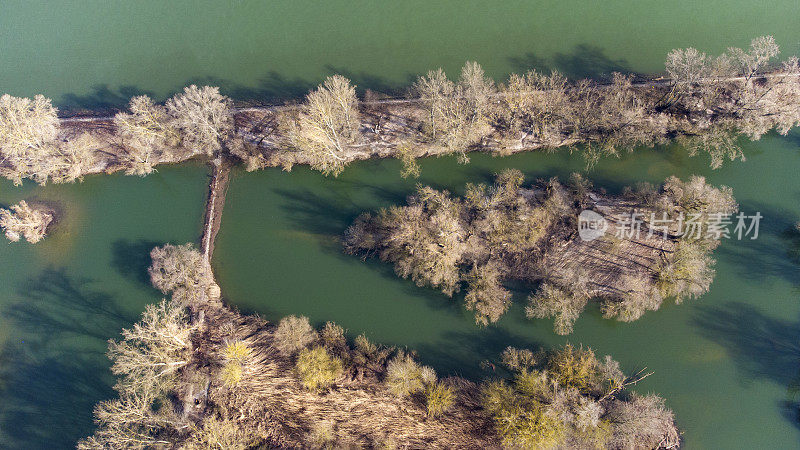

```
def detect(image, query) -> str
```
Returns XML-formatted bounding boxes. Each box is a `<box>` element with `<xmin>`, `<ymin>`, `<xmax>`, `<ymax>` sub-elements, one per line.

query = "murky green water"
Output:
<box><xmin>1</xmin><ymin>1</ymin><xmax>800</xmax><ymax>448</ymax></box>
<box><xmin>2</xmin><ymin>0</ymin><xmax>799</xmax><ymax>105</ymax></box>
<box><xmin>0</xmin><ymin>166</ymin><xmax>208</xmax><ymax>448</ymax></box>
<box><xmin>215</xmin><ymin>134</ymin><xmax>800</xmax><ymax>449</ymax></box>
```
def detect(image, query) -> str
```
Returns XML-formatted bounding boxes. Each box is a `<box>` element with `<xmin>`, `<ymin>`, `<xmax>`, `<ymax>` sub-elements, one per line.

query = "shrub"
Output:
<box><xmin>546</xmin><ymin>344</ymin><xmax>603</xmax><ymax>394</ymax></box>
<box><xmin>320</xmin><ymin>322</ymin><xmax>347</xmax><ymax>353</ymax></box>
<box><xmin>185</xmin><ymin>415</ymin><xmax>256</xmax><ymax>450</ymax></box>
<box><xmin>482</xmin><ymin>380</ymin><xmax>564</xmax><ymax>449</ymax></box>
<box><xmin>220</xmin><ymin>362</ymin><xmax>243</xmax><ymax>387</ymax></box>
<box><xmin>425</xmin><ymin>382</ymin><xmax>456</xmax><ymax>417</ymax></box>
<box><xmin>223</xmin><ymin>341</ymin><xmax>251</xmax><ymax>364</ymax></box>
<box><xmin>296</xmin><ymin>347</ymin><xmax>343</xmax><ymax>392</ymax></box>
<box><xmin>385</xmin><ymin>354</ymin><xmax>435</xmax><ymax>397</ymax></box>
<box><xmin>308</xmin><ymin>421</ymin><xmax>336</xmax><ymax>449</ymax></box>
<box><xmin>273</xmin><ymin>315</ymin><xmax>318</xmax><ymax>355</ymax></box>
<box><xmin>482</xmin><ymin>345</ymin><xmax>677</xmax><ymax>449</ymax></box>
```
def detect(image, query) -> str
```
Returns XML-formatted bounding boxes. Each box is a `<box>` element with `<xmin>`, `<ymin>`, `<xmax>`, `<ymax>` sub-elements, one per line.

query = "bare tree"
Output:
<box><xmin>728</xmin><ymin>35</ymin><xmax>780</xmax><ymax>80</ymax></box>
<box><xmin>80</xmin><ymin>299</ymin><xmax>193</xmax><ymax>448</ymax></box>
<box><xmin>464</xmin><ymin>261</ymin><xmax>511</xmax><ymax>326</ymax></box>
<box><xmin>492</xmin><ymin>69</ymin><xmax>573</xmax><ymax>148</ymax></box>
<box><xmin>79</xmin><ymin>389</ymin><xmax>175</xmax><ymax>449</ymax></box>
<box><xmin>0</xmin><ymin>200</ymin><xmax>53</xmax><ymax>243</ymax></box>
<box><xmin>414</xmin><ymin>62</ymin><xmax>495</xmax><ymax>160</ymax></box>
<box><xmin>678</xmin><ymin>123</ymin><xmax>744</xmax><ymax>169</ymax></box>
<box><xmin>0</xmin><ymin>94</ymin><xmax>62</xmax><ymax>185</ymax></box>
<box><xmin>666</xmin><ymin>47</ymin><xmax>708</xmax><ymax>86</ymax></box>
<box><xmin>526</xmin><ymin>282</ymin><xmax>589</xmax><ymax>335</ymax></box>
<box><xmin>287</xmin><ymin>75</ymin><xmax>361</xmax><ymax>176</ymax></box>
<box><xmin>107</xmin><ymin>299</ymin><xmax>194</xmax><ymax>394</ymax></box>
<box><xmin>49</xmin><ymin>132</ymin><xmax>100</xmax><ymax>183</ymax></box>
<box><xmin>0</xmin><ymin>94</ymin><xmax>59</xmax><ymax>159</ymax></box>
<box><xmin>413</xmin><ymin>68</ymin><xmax>453</xmax><ymax>141</ymax></box>
<box><xmin>148</xmin><ymin>243</ymin><xmax>213</xmax><ymax>305</ymax></box>
<box><xmin>166</xmin><ymin>85</ymin><xmax>233</xmax><ymax>156</ymax></box>
<box><xmin>115</xmin><ymin>95</ymin><xmax>180</xmax><ymax>176</ymax></box>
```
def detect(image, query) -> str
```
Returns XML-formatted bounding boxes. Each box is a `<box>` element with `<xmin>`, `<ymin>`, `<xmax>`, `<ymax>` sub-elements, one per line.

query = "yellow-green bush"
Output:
<box><xmin>296</xmin><ymin>347</ymin><xmax>344</xmax><ymax>392</ymax></box>
<box><xmin>221</xmin><ymin>362</ymin><xmax>243</xmax><ymax>387</ymax></box>
<box><xmin>224</xmin><ymin>341</ymin><xmax>251</xmax><ymax>363</ymax></box>
<box><xmin>425</xmin><ymin>382</ymin><xmax>456</xmax><ymax>417</ymax></box>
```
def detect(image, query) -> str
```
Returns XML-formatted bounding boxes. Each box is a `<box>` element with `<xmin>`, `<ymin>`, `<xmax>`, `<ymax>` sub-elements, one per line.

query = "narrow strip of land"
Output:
<box><xmin>200</xmin><ymin>155</ymin><xmax>232</xmax><ymax>264</ymax></box>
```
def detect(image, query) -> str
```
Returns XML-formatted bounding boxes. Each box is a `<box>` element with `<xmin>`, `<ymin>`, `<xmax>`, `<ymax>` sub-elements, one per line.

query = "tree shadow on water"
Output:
<box><xmin>693</xmin><ymin>302</ymin><xmax>800</xmax><ymax>428</ymax></box>
<box><xmin>416</xmin><ymin>325</ymin><xmax>542</xmax><ymax>380</ymax></box>
<box><xmin>59</xmin><ymin>84</ymin><xmax>155</xmax><ymax>114</ymax></box>
<box><xmin>274</xmin><ymin>181</ymin><xmax>410</xmax><ymax>238</ymax></box>
<box><xmin>716</xmin><ymin>200</ymin><xmax>800</xmax><ymax>287</ymax></box>
<box><xmin>0</xmin><ymin>268</ymin><xmax>136</xmax><ymax>448</ymax></box>
<box><xmin>111</xmin><ymin>239</ymin><xmax>165</xmax><ymax>288</ymax></box>
<box><xmin>508</xmin><ymin>44</ymin><xmax>635</xmax><ymax>80</ymax></box>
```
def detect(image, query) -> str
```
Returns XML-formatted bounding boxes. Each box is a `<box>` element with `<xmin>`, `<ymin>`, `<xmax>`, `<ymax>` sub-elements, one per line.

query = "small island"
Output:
<box><xmin>344</xmin><ymin>171</ymin><xmax>735</xmax><ymax>333</ymax></box>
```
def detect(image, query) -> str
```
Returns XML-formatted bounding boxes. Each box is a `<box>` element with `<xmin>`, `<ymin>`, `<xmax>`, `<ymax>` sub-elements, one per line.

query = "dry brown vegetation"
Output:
<box><xmin>80</xmin><ymin>243</ymin><xmax>680</xmax><ymax>448</ymax></box>
<box><xmin>345</xmin><ymin>171</ymin><xmax>736</xmax><ymax>333</ymax></box>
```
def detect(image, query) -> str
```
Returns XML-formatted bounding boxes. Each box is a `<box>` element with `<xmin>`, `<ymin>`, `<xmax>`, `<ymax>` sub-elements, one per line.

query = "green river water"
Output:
<box><xmin>1</xmin><ymin>1</ymin><xmax>800</xmax><ymax>448</ymax></box>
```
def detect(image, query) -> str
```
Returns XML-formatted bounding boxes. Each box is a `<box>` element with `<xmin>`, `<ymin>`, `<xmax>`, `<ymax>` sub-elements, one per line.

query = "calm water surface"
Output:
<box><xmin>1</xmin><ymin>1</ymin><xmax>800</xmax><ymax>448</ymax></box>
<box><xmin>215</xmin><ymin>134</ymin><xmax>800</xmax><ymax>449</ymax></box>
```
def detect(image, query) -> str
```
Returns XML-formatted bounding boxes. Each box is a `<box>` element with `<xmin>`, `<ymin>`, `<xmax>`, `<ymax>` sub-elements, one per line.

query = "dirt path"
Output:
<box><xmin>200</xmin><ymin>154</ymin><xmax>233</xmax><ymax>264</ymax></box>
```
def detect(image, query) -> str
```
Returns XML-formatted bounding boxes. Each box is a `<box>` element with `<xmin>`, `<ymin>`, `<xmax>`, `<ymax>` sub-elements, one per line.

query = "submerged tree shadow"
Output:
<box><xmin>694</xmin><ymin>302</ymin><xmax>800</xmax><ymax>427</ymax></box>
<box><xmin>111</xmin><ymin>239</ymin><xmax>164</xmax><ymax>287</ymax></box>
<box><xmin>0</xmin><ymin>268</ymin><xmax>136</xmax><ymax>448</ymax></box>
<box><xmin>416</xmin><ymin>325</ymin><xmax>542</xmax><ymax>380</ymax></box>
<box><xmin>716</xmin><ymin>199</ymin><xmax>800</xmax><ymax>287</ymax></box>
<box><xmin>508</xmin><ymin>43</ymin><xmax>635</xmax><ymax>80</ymax></box>
<box><xmin>323</xmin><ymin>65</ymin><xmax>412</xmax><ymax>98</ymax></box>
<box><xmin>59</xmin><ymin>84</ymin><xmax>155</xmax><ymax>114</ymax></box>
<box><xmin>274</xmin><ymin>178</ymin><xmax>410</xmax><ymax>238</ymax></box>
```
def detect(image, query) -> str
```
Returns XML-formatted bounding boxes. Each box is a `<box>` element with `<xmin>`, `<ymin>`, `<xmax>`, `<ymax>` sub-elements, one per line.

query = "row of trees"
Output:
<box><xmin>345</xmin><ymin>171</ymin><xmax>735</xmax><ymax>333</ymax></box>
<box><xmin>273</xmin><ymin>35</ymin><xmax>798</xmax><ymax>176</ymax></box>
<box><xmin>1</xmin><ymin>36</ymin><xmax>796</xmax><ymax>182</ymax></box>
<box><xmin>0</xmin><ymin>85</ymin><xmax>233</xmax><ymax>185</ymax></box>
<box><xmin>110</xmin><ymin>85</ymin><xmax>234</xmax><ymax>176</ymax></box>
